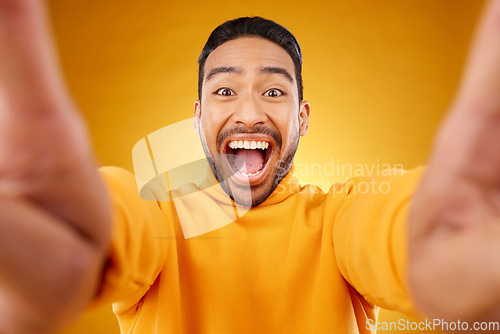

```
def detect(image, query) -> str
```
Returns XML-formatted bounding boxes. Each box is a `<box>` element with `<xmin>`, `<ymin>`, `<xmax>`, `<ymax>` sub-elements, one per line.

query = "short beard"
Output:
<box><xmin>247</xmin><ymin>141</ymin><xmax>297</xmax><ymax>206</ymax></box>
<box><xmin>198</xmin><ymin>125</ymin><xmax>299</xmax><ymax>207</ymax></box>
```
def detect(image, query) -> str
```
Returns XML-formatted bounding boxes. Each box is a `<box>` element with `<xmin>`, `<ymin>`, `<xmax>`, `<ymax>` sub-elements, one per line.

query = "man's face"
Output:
<box><xmin>194</xmin><ymin>37</ymin><xmax>310</xmax><ymax>206</ymax></box>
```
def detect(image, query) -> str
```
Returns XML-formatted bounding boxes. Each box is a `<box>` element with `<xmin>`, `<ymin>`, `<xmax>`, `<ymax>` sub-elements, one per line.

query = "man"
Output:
<box><xmin>0</xmin><ymin>1</ymin><xmax>500</xmax><ymax>334</ymax></box>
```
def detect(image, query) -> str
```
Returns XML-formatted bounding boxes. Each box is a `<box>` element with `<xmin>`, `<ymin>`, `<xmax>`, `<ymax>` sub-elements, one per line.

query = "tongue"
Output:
<box><xmin>235</xmin><ymin>149</ymin><xmax>264</xmax><ymax>174</ymax></box>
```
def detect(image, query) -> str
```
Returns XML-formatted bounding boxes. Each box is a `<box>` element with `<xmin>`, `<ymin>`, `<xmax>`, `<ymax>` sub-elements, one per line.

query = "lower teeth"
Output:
<box><xmin>237</xmin><ymin>170</ymin><xmax>261</xmax><ymax>177</ymax></box>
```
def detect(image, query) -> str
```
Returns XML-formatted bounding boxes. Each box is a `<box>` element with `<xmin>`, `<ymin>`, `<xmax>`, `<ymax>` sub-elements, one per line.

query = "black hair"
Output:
<box><xmin>198</xmin><ymin>16</ymin><xmax>303</xmax><ymax>102</ymax></box>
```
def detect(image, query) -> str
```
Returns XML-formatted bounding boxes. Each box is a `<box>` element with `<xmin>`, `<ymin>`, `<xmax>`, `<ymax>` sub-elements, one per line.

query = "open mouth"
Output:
<box><xmin>223</xmin><ymin>138</ymin><xmax>274</xmax><ymax>183</ymax></box>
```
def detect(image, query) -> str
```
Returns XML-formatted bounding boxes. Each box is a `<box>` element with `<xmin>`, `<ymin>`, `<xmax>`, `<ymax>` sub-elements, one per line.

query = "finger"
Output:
<box><xmin>434</xmin><ymin>0</ymin><xmax>500</xmax><ymax>185</ymax></box>
<box><xmin>456</xmin><ymin>0</ymin><xmax>500</xmax><ymax>114</ymax></box>
<box><xmin>0</xmin><ymin>0</ymin><xmax>71</xmax><ymax>114</ymax></box>
<box><xmin>0</xmin><ymin>0</ymin><xmax>110</xmax><ymax>250</ymax></box>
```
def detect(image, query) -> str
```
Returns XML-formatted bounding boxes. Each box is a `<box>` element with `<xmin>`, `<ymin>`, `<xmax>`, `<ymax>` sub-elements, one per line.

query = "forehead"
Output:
<box><xmin>203</xmin><ymin>37</ymin><xmax>295</xmax><ymax>79</ymax></box>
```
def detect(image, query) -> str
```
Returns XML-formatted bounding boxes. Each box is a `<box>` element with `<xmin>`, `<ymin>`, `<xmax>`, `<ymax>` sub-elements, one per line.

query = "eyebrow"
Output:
<box><xmin>260</xmin><ymin>66</ymin><xmax>294</xmax><ymax>83</ymax></box>
<box><xmin>205</xmin><ymin>66</ymin><xmax>242</xmax><ymax>81</ymax></box>
<box><xmin>204</xmin><ymin>65</ymin><xmax>294</xmax><ymax>83</ymax></box>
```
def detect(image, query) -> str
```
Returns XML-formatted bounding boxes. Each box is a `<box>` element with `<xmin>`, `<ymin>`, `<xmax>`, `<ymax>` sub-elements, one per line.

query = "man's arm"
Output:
<box><xmin>0</xmin><ymin>0</ymin><xmax>111</xmax><ymax>332</ymax></box>
<box><xmin>409</xmin><ymin>0</ymin><xmax>500</xmax><ymax>323</ymax></box>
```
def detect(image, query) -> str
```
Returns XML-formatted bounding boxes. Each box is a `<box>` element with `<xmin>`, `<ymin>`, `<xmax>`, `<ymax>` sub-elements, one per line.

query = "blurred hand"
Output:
<box><xmin>409</xmin><ymin>0</ymin><xmax>500</xmax><ymax>325</ymax></box>
<box><xmin>0</xmin><ymin>0</ymin><xmax>111</xmax><ymax>332</ymax></box>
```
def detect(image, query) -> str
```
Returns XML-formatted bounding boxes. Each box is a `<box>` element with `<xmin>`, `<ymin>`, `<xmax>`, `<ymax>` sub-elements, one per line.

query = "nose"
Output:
<box><xmin>232</xmin><ymin>94</ymin><xmax>267</xmax><ymax>128</ymax></box>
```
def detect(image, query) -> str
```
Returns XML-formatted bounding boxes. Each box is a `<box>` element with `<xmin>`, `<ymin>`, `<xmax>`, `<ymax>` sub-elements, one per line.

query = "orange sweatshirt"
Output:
<box><xmin>94</xmin><ymin>165</ymin><xmax>424</xmax><ymax>333</ymax></box>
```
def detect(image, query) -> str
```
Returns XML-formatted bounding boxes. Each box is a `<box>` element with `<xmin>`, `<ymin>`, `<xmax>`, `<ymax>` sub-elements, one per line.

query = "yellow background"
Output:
<box><xmin>47</xmin><ymin>0</ymin><xmax>484</xmax><ymax>333</ymax></box>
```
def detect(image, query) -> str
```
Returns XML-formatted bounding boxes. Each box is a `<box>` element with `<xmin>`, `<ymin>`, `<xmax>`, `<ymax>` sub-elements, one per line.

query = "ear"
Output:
<box><xmin>298</xmin><ymin>101</ymin><xmax>311</xmax><ymax>136</ymax></box>
<box><xmin>193</xmin><ymin>100</ymin><xmax>201</xmax><ymax>135</ymax></box>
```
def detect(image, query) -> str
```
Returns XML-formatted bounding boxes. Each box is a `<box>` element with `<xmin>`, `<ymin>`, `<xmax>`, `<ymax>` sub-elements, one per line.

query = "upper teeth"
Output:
<box><xmin>228</xmin><ymin>140</ymin><xmax>269</xmax><ymax>150</ymax></box>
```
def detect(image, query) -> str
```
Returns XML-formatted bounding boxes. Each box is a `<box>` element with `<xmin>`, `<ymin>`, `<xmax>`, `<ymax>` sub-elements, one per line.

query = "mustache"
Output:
<box><xmin>217</xmin><ymin>125</ymin><xmax>282</xmax><ymax>151</ymax></box>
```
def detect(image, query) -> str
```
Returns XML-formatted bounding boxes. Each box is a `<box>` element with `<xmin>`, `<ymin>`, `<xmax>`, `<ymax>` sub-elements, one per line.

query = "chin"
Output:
<box><xmin>216</xmin><ymin>164</ymin><xmax>276</xmax><ymax>207</ymax></box>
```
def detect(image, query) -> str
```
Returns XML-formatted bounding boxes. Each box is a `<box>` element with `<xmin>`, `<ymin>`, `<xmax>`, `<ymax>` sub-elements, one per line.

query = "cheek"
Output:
<box><xmin>284</xmin><ymin>126</ymin><xmax>300</xmax><ymax>149</ymax></box>
<box><xmin>199</xmin><ymin>106</ymin><xmax>227</xmax><ymax>146</ymax></box>
<box><xmin>275</xmin><ymin>115</ymin><xmax>300</xmax><ymax>145</ymax></box>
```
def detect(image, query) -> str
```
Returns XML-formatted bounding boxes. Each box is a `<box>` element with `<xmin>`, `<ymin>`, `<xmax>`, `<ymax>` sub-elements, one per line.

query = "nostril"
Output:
<box><xmin>232</xmin><ymin>108</ymin><xmax>267</xmax><ymax>127</ymax></box>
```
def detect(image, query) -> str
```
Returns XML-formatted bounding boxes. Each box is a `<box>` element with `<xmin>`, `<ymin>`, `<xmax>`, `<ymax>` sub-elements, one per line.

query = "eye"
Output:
<box><xmin>214</xmin><ymin>88</ymin><xmax>235</xmax><ymax>96</ymax></box>
<box><xmin>264</xmin><ymin>89</ymin><xmax>283</xmax><ymax>97</ymax></box>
